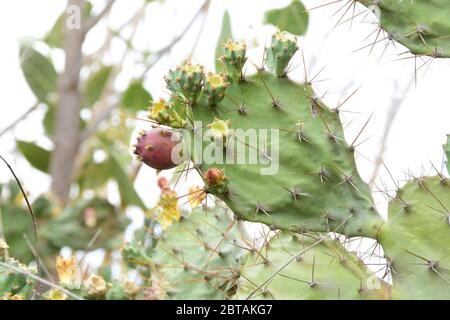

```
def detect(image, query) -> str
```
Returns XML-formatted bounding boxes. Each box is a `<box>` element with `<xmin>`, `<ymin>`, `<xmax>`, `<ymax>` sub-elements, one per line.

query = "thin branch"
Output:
<box><xmin>82</xmin><ymin>0</ymin><xmax>115</xmax><ymax>35</ymax></box>
<box><xmin>140</xmin><ymin>0</ymin><xmax>211</xmax><ymax>79</ymax></box>
<box><xmin>370</xmin><ymin>78</ymin><xmax>414</xmax><ymax>184</ymax></box>
<box><xmin>0</xmin><ymin>103</ymin><xmax>39</xmax><ymax>138</ymax></box>
<box><xmin>79</xmin><ymin>0</ymin><xmax>210</xmax><ymax>143</ymax></box>
<box><xmin>79</xmin><ymin>100</ymin><xmax>119</xmax><ymax>142</ymax></box>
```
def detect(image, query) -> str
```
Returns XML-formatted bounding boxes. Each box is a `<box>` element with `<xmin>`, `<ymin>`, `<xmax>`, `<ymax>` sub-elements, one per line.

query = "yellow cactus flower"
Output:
<box><xmin>149</xmin><ymin>99</ymin><xmax>168</xmax><ymax>120</ymax></box>
<box><xmin>56</xmin><ymin>256</ymin><xmax>81</xmax><ymax>289</ymax></box>
<box><xmin>206</xmin><ymin>73</ymin><xmax>225</xmax><ymax>88</ymax></box>
<box><xmin>156</xmin><ymin>190</ymin><xmax>181</xmax><ymax>229</ymax></box>
<box><xmin>182</xmin><ymin>61</ymin><xmax>203</xmax><ymax>73</ymax></box>
<box><xmin>188</xmin><ymin>186</ymin><xmax>206</xmax><ymax>208</ymax></box>
<box><xmin>224</xmin><ymin>40</ymin><xmax>246</xmax><ymax>52</ymax></box>
<box><xmin>207</xmin><ymin>117</ymin><xmax>231</xmax><ymax>140</ymax></box>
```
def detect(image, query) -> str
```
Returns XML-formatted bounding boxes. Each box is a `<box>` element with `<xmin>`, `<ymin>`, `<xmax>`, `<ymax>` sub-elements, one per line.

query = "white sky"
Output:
<box><xmin>0</xmin><ymin>0</ymin><xmax>449</xmax><ymax>222</ymax></box>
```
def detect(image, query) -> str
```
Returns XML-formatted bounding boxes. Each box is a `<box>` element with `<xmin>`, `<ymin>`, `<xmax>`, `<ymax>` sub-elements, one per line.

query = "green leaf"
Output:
<box><xmin>44</xmin><ymin>14</ymin><xmax>65</xmax><ymax>49</ymax></box>
<box><xmin>43</xmin><ymin>103</ymin><xmax>55</xmax><ymax>137</ymax></box>
<box><xmin>446</xmin><ymin>135</ymin><xmax>450</xmax><ymax>175</ymax></box>
<box><xmin>16</xmin><ymin>140</ymin><xmax>52</xmax><ymax>173</ymax></box>
<box><xmin>108</xmin><ymin>154</ymin><xmax>145</xmax><ymax>209</ymax></box>
<box><xmin>215</xmin><ymin>11</ymin><xmax>232</xmax><ymax>73</ymax></box>
<box><xmin>264</xmin><ymin>0</ymin><xmax>309</xmax><ymax>36</ymax></box>
<box><xmin>121</xmin><ymin>80</ymin><xmax>152</xmax><ymax>112</ymax></box>
<box><xmin>45</xmin><ymin>2</ymin><xmax>93</xmax><ymax>48</ymax></box>
<box><xmin>77</xmin><ymin>159</ymin><xmax>111</xmax><ymax>191</ymax></box>
<box><xmin>19</xmin><ymin>46</ymin><xmax>58</xmax><ymax>102</ymax></box>
<box><xmin>84</xmin><ymin>65</ymin><xmax>114</xmax><ymax>107</ymax></box>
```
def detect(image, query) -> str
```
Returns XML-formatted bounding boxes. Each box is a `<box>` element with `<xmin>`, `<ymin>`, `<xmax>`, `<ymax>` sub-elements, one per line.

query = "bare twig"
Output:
<box><xmin>79</xmin><ymin>100</ymin><xmax>119</xmax><ymax>142</ymax></box>
<box><xmin>82</xmin><ymin>0</ymin><xmax>115</xmax><ymax>35</ymax></box>
<box><xmin>370</xmin><ymin>78</ymin><xmax>414</xmax><ymax>184</ymax></box>
<box><xmin>140</xmin><ymin>0</ymin><xmax>211</xmax><ymax>79</ymax></box>
<box><xmin>79</xmin><ymin>0</ymin><xmax>210</xmax><ymax>154</ymax></box>
<box><xmin>0</xmin><ymin>103</ymin><xmax>39</xmax><ymax>138</ymax></box>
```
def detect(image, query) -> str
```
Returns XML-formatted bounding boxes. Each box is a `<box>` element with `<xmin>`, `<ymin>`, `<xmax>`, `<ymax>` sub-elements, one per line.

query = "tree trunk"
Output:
<box><xmin>49</xmin><ymin>0</ymin><xmax>85</xmax><ymax>205</ymax></box>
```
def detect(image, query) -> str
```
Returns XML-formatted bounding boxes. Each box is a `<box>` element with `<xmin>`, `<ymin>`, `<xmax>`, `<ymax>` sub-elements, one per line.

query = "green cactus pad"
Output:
<box><xmin>236</xmin><ymin>232</ymin><xmax>389</xmax><ymax>299</ymax></box>
<box><xmin>379</xmin><ymin>176</ymin><xmax>450</xmax><ymax>299</ymax></box>
<box><xmin>0</xmin><ymin>257</ymin><xmax>35</xmax><ymax>300</ymax></box>
<box><xmin>152</xmin><ymin>205</ymin><xmax>250</xmax><ymax>299</ymax></box>
<box><xmin>105</xmin><ymin>280</ymin><xmax>138</xmax><ymax>300</ymax></box>
<box><xmin>358</xmin><ymin>0</ymin><xmax>450</xmax><ymax>58</ymax></box>
<box><xmin>188</xmin><ymin>70</ymin><xmax>383</xmax><ymax>238</ymax></box>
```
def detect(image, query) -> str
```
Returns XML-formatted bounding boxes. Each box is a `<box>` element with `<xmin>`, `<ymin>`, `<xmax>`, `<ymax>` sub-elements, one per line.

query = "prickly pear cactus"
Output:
<box><xmin>236</xmin><ymin>232</ymin><xmax>389</xmax><ymax>300</ymax></box>
<box><xmin>152</xmin><ymin>205</ymin><xmax>250</xmax><ymax>299</ymax></box>
<box><xmin>122</xmin><ymin>240</ymin><xmax>153</xmax><ymax>269</ymax></box>
<box><xmin>181</xmin><ymin>39</ymin><xmax>383</xmax><ymax>239</ymax></box>
<box><xmin>358</xmin><ymin>0</ymin><xmax>450</xmax><ymax>58</ymax></box>
<box><xmin>105</xmin><ymin>279</ymin><xmax>139</xmax><ymax>300</ymax></box>
<box><xmin>378</xmin><ymin>176</ymin><xmax>450</xmax><ymax>299</ymax></box>
<box><xmin>0</xmin><ymin>239</ymin><xmax>35</xmax><ymax>300</ymax></box>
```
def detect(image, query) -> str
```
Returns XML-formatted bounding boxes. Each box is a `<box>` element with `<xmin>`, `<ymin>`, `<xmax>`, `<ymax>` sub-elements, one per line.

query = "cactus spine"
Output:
<box><xmin>358</xmin><ymin>0</ymin><xmax>450</xmax><ymax>58</ymax></box>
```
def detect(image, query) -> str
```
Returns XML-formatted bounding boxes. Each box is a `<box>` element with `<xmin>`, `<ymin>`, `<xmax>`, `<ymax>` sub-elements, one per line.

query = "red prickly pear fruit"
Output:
<box><xmin>134</xmin><ymin>128</ymin><xmax>182</xmax><ymax>170</ymax></box>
